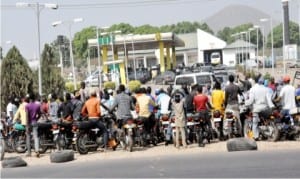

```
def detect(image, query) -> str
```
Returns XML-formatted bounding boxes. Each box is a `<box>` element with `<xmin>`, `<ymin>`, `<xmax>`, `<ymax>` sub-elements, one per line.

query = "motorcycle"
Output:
<box><xmin>102</xmin><ymin>113</ymin><xmax>118</xmax><ymax>150</ymax></box>
<box><xmin>0</xmin><ymin>119</ymin><xmax>5</xmax><ymax>160</ymax></box>
<box><xmin>52</xmin><ymin>121</ymin><xmax>73</xmax><ymax>150</ymax></box>
<box><xmin>244</xmin><ymin>108</ymin><xmax>280</xmax><ymax>141</ymax></box>
<box><xmin>223</xmin><ymin>109</ymin><xmax>241</xmax><ymax>139</ymax></box>
<box><xmin>186</xmin><ymin>113</ymin><xmax>198</xmax><ymax>144</ymax></box>
<box><xmin>72</xmin><ymin>118</ymin><xmax>106</xmax><ymax>155</ymax></box>
<box><xmin>12</xmin><ymin>121</ymin><xmax>54</xmax><ymax>154</ymax></box>
<box><xmin>274</xmin><ymin>107</ymin><xmax>300</xmax><ymax>141</ymax></box>
<box><xmin>122</xmin><ymin>118</ymin><xmax>137</xmax><ymax>152</ymax></box>
<box><xmin>194</xmin><ymin>111</ymin><xmax>213</xmax><ymax>147</ymax></box>
<box><xmin>212</xmin><ymin>110</ymin><xmax>223</xmax><ymax>140</ymax></box>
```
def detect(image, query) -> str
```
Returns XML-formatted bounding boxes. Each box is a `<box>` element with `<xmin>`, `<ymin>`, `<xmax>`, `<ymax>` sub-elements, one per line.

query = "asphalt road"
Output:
<box><xmin>2</xmin><ymin>149</ymin><xmax>300</xmax><ymax>178</ymax></box>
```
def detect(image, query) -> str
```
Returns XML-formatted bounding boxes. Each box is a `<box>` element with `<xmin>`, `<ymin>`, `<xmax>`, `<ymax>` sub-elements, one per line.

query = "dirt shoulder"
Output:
<box><xmin>2</xmin><ymin>141</ymin><xmax>300</xmax><ymax>168</ymax></box>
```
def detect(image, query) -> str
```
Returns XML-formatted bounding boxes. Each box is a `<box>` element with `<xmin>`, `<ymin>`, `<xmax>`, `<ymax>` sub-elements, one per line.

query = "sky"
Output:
<box><xmin>1</xmin><ymin>0</ymin><xmax>300</xmax><ymax>60</ymax></box>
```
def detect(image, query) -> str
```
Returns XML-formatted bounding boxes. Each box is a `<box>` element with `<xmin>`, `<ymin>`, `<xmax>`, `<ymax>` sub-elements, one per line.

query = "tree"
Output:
<box><xmin>41</xmin><ymin>44</ymin><xmax>65</xmax><ymax>97</ymax></box>
<box><xmin>266</xmin><ymin>21</ymin><xmax>299</xmax><ymax>48</ymax></box>
<box><xmin>0</xmin><ymin>46</ymin><xmax>35</xmax><ymax>109</ymax></box>
<box><xmin>73</xmin><ymin>26</ymin><xmax>97</xmax><ymax>64</ymax></box>
<box><xmin>217</xmin><ymin>23</ymin><xmax>263</xmax><ymax>48</ymax></box>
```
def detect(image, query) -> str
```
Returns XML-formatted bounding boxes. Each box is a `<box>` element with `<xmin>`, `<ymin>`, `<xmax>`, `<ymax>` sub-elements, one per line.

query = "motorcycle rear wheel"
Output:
<box><xmin>197</xmin><ymin>130</ymin><xmax>205</xmax><ymax>147</ymax></box>
<box><xmin>12</xmin><ymin>134</ymin><xmax>27</xmax><ymax>153</ymax></box>
<box><xmin>38</xmin><ymin>134</ymin><xmax>49</xmax><ymax>154</ymax></box>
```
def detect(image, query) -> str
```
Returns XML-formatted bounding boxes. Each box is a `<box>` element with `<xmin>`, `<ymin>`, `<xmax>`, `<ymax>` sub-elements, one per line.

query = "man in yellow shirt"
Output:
<box><xmin>211</xmin><ymin>82</ymin><xmax>225</xmax><ymax>114</ymax></box>
<box><xmin>13</xmin><ymin>96</ymin><xmax>29</xmax><ymax>129</ymax></box>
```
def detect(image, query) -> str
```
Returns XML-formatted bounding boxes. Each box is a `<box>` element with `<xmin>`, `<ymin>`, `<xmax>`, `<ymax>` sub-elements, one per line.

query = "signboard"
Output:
<box><xmin>284</xmin><ymin>44</ymin><xmax>298</xmax><ymax>60</ymax></box>
<box><xmin>98</xmin><ymin>36</ymin><xmax>114</xmax><ymax>45</ymax></box>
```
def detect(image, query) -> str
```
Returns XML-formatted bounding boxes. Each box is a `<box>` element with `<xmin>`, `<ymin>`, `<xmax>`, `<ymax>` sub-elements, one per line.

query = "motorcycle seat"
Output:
<box><xmin>37</xmin><ymin>122</ymin><xmax>52</xmax><ymax>129</ymax></box>
<box><xmin>77</xmin><ymin>120</ymin><xmax>93</xmax><ymax>129</ymax></box>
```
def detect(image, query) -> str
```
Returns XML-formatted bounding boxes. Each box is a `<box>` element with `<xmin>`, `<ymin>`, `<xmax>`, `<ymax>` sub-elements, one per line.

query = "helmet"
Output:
<box><xmin>155</xmin><ymin>89</ymin><xmax>160</xmax><ymax>96</ymax></box>
<box><xmin>283</xmin><ymin>75</ymin><xmax>290</xmax><ymax>83</ymax></box>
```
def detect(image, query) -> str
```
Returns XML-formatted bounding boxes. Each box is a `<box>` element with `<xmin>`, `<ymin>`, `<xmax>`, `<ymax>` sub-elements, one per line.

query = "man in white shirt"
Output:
<box><xmin>245</xmin><ymin>75</ymin><xmax>274</xmax><ymax>140</ymax></box>
<box><xmin>6</xmin><ymin>97</ymin><xmax>18</xmax><ymax>125</ymax></box>
<box><xmin>156</xmin><ymin>89</ymin><xmax>171</xmax><ymax>115</ymax></box>
<box><xmin>274</xmin><ymin>75</ymin><xmax>296</xmax><ymax>125</ymax></box>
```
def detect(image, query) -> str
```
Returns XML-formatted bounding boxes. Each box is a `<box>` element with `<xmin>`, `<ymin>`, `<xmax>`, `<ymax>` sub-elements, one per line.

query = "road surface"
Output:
<box><xmin>2</xmin><ymin>149</ymin><xmax>300</xmax><ymax>178</ymax></box>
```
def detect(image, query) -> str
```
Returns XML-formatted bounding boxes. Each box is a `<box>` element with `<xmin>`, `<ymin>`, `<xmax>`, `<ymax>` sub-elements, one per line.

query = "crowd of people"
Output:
<box><xmin>2</xmin><ymin>73</ymin><xmax>300</xmax><ymax>157</ymax></box>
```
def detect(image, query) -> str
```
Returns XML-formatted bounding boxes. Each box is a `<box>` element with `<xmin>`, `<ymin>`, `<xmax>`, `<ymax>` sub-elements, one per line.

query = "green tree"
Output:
<box><xmin>73</xmin><ymin>26</ymin><xmax>97</xmax><ymax>64</ymax></box>
<box><xmin>217</xmin><ymin>23</ymin><xmax>263</xmax><ymax>48</ymax></box>
<box><xmin>0</xmin><ymin>46</ymin><xmax>35</xmax><ymax>109</ymax></box>
<box><xmin>41</xmin><ymin>44</ymin><xmax>65</xmax><ymax>97</ymax></box>
<box><xmin>266</xmin><ymin>21</ymin><xmax>299</xmax><ymax>48</ymax></box>
<box><xmin>109</xmin><ymin>23</ymin><xmax>134</xmax><ymax>34</ymax></box>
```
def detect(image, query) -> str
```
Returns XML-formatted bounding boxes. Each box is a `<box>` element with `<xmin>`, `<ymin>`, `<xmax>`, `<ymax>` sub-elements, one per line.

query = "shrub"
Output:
<box><xmin>264</xmin><ymin>72</ymin><xmax>272</xmax><ymax>81</ymax></box>
<box><xmin>128</xmin><ymin>80</ymin><xmax>141</xmax><ymax>93</ymax></box>
<box><xmin>104</xmin><ymin>81</ymin><xmax>116</xmax><ymax>90</ymax></box>
<box><xmin>65</xmin><ymin>82</ymin><xmax>81</xmax><ymax>93</ymax></box>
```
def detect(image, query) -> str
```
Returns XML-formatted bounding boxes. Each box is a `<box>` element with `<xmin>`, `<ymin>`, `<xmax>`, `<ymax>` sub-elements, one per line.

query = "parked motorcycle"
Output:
<box><xmin>52</xmin><ymin>121</ymin><xmax>73</xmax><ymax>150</ymax></box>
<box><xmin>122</xmin><ymin>118</ymin><xmax>136</xmax><ymax>152</ymax></box>
<box><xmin>212</xmin><ymin>110</ymin><xmax>223</xmax><ymax>140</ymax></box>
<box><xmin>223</xmin><ymin>109</ymin><xmax>240</xmax><ymax>139</ymax></box>
<box><xmin>72</xmin><ymin>119</ymin><xmax>106</xmax><ymax>155</ymax></box>
<box><xmin>12</xmin><ymin>121</ymin><xmax>54</xmax><ymax>154</ymax></box>
<box><xmin>186</xmin><ymin>113</ymin><xmax>198</xmax><ymax>144</ymax></box>
<box><xmin>194</xmin><ymin>111</ymin><xmax>212</xmax><ymax>147</ymax></box>
<box><xmin>274</xmin><ymin>108</ymin><xmax>300</xmax><ymax>141</ymax></box>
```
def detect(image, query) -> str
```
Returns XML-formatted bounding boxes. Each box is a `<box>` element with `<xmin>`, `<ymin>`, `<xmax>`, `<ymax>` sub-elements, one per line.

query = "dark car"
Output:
<box><xmin>153</xmin><ymin>70</ymin><xmax>176</xmax><ymax>85</ymax></box>
<box><xmin>128</xmin><ymin>68</ymin><xmax>151</xmax><ymax>84</ymax></box>
<box><xmin>191</xmin><ymin>63</ymin><xmax>213</xmax><ymax>73</ymax></box>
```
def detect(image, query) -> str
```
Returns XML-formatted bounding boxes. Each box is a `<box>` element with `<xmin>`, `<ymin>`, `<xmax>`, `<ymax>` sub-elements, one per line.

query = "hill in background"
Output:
<box><xmin>204</xmin><ymin>5</ymin><xmax>280</xmax><ymax>34</ymax></box>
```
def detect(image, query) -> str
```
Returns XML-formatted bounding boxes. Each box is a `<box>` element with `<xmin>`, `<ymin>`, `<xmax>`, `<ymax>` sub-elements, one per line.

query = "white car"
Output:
<box><xmin>84</xmin><ymin>70</ymin><xmax>109</xmax><ymax>86</ymax></box>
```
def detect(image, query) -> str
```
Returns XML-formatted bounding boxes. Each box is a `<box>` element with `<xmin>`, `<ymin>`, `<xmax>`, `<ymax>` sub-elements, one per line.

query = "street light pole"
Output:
<box><xmin>128</xmin><ymin>34</ymin><xmax>137</xmax><ymax>80</ymax></box>
<box><xmin>123</xmin><ymin>35</ymin><xmax>129</xmax><ymax>84</ymax></box>
<box><xmin>16</xmin><ymin>2</ymin><xmax>58</xmax><ymax>96</ymax></box>
<box><xmin>52</xmin><ymin>18</ymin><xmax>83</xmax><ymax>90</ymax></box>
<box><xmin>96</xmin><ymin>27</ymin><xmax>102</xmax><ymax>90</ymax></box>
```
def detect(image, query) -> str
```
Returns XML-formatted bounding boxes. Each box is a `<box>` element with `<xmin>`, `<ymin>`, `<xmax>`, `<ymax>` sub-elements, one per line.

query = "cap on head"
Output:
<box><xmin>283</xmin><ymin>75</ymin><xmax>290</xmax><ymax>83</ymax></box>
<box><xmin>108</xmin><ymin>89</ymin><xmax>113</xmax><ymax>94</ymax></box>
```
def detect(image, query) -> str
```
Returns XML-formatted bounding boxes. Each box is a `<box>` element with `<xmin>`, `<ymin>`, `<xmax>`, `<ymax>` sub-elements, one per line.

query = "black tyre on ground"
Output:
<box><xmin>2</xmin><ymin>156</ymin><xmax>27</xmax><ymax>168</ymax></box>
<box><xmin>50</xmin><ymin>150</ymin><xmax>74</xmax><ymax>163</ymax></box>
<box><xmin>226</xmin><ymin>137</ymin><xmax>257</xmax><ymax>152</ymax></box>
<box><xmin>12</xmin><ymin>135</ymin><xmax>27</xmax><ymax>153</ymax></box>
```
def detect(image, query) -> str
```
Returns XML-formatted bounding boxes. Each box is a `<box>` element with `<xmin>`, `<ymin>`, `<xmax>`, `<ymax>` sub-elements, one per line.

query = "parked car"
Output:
<box><xmin>84</xmin><ymin>70</ymin><xmax>110</xmax><ymax>87</ymax></box>
<box><xmin>128</xmin><ymin>68</ymin><xmax>151</xmax><ymax>84</ymax></box>
<box><xmin>153</xmin><ymin>70</ymin><xmax>176</xmax><ymax>85</ymax></box>
<box><xmin>288</xmin><ymin>60</ymin><xmax>300</xmax><ymax>68</ymax></box>
<box><xmin>174</xmin><ymin>72</ymin><xmax>216</xmax><ymax>89</ymax></box>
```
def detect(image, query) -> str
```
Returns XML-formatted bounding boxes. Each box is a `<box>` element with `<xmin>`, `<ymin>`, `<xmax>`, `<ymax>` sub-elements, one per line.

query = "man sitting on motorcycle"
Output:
<box><xmin>136</xmin><ymin>88</ymin><xmax>157</xmax><ymax>143</ymax></box>
<box><xmin>273</xmin><ymin>75</ymin><xmax>296</xmax><ymax>125</ymax></box>
<box><xmin>193</xmin><ymin>85</ymin><xmax>214</xmax><ymax>128</ymax></box>
<box><xmin>81</xmin><ymin>90</ymin><xmax>108</xmax><ymax>150</ymax></box>
<box><xmin>156</xmin><ymin>89</ymin><xmax>171</xmax><ymax>145</ymax></box>
<box><xmin>245</xmin><ymin>74</ymin><xmax>274</xmax><ymax>141</ymax></box>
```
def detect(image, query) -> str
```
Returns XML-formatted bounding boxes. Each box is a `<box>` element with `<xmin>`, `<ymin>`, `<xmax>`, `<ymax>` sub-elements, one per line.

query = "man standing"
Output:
<box><xmin>79</xmin><ymin>81</ymin><xmax>88</xmax><ymax>103</ymax></box>
<box><xmin>274</xmin><ymin>75</ymin><xmax>296</xmax><ymax>125</ymax></box>
<box><xmin>25</xmin><ymin>93</ymin><xmax>41</xmax><ymax>157</ymax></box>
<box><xmin>224</xmin><ymin>74</ymin><xmax>243</xmax><ymax>135</ymax></box>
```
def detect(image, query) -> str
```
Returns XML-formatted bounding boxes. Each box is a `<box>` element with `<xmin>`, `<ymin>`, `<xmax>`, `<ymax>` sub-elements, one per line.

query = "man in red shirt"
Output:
<box><xmin>193</xmin><ymin>85</ymin><xmax>213</xmax><ymax>112</ymax></box>
<box><xmin>193</xmin><ymin>85</ymin><xmax>214</xmax><ymax>128</ymax></box>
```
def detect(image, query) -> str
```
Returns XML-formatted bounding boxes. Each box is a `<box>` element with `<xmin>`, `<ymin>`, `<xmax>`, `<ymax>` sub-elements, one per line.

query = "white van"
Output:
<box><xmin>174</xmin><ymin>72</ymin><xmax>216</xmax><ymax>89</ymax></box>
<box><xmin>211</xmin><ymin>52</ymin><xmax>221</xmax><ymax>65</ymax></box>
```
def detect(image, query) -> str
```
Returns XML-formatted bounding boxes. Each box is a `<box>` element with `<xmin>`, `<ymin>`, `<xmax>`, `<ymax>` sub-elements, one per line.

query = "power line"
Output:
<box><xmin>1</xmin><ymin>0</ymin><xmax>210</xmax><ymax>10</ymax></box>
